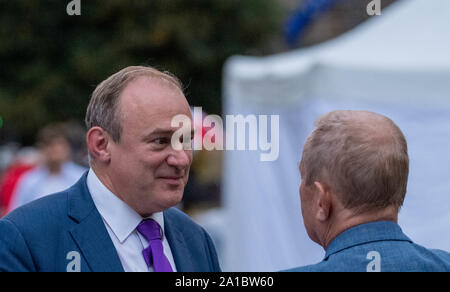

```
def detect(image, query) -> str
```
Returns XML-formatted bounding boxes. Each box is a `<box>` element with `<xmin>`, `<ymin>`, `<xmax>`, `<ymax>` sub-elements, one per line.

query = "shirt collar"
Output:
<box><xmin>86</xmin><ymin>168</ymin><xmax>165</xmax><ymax>244</ymax></box>
<box><xmin>324</xmin><ymin>221</ymin><xmax>412</xmax><ymax>260</ymax></box>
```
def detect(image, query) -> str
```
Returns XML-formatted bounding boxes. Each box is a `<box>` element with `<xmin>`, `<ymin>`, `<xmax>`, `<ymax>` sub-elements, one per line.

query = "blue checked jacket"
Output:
<box><xmin>285</xmin><ymin>221</ymin><xmax>450</xmax><ymax>272</ymax></box>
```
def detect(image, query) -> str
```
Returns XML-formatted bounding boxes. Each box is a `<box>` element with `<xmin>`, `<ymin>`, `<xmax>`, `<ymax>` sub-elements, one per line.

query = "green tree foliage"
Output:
<box><xmin>0</xmin><ymin>0</ymin><xmax>281</xmax><ymax>144</ymax></box>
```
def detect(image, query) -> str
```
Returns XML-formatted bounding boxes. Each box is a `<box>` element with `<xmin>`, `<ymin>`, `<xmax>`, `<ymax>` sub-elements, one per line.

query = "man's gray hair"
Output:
<box><xmin>85</xmin><ymin>66</ymin><xmax>183</xmax><ymax>142</ymax></box>
<box><xmin>301</xmin><ymin>110</ymin><xmax>409</xmax><ymax>213</ymax></box>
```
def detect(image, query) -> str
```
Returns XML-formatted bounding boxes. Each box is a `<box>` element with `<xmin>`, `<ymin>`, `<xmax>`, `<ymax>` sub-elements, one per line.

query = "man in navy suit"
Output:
<box><xmin>0</xmin><ymin>66</ymin><xmax>221</xmax><ymax>272</ymax></box>
<box><xmin>286</xmin><ymin>110</ymin><xmax>450</xmax><ymax>272</ymax></box>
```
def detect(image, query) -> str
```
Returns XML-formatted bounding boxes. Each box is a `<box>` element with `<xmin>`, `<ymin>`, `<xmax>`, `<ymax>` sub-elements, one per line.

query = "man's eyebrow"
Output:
<box><xmin>142</xmin><ymin>128</ymin><xmax>173</xmax><ymax>140</ymax></box>
<box><xmin>149</xmin><ymin>128</ymin><xmax>174</xmax><ymax>135</ymax></box>
<box><xmin>142</xmin><ymin>128</ymin><xmax>195</xmax><ymax>140</ymax></box>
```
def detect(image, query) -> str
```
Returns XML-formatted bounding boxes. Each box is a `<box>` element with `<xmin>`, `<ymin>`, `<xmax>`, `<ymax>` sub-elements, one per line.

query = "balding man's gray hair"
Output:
<box><xmin>301</xmin><ymin>110</ymin><xmax>409</xmax><ymax>213</ymax></box>
<box><xmin>85</xmin><ymin>66</ymin><xmax>183</xmax><ymax>142</ymax></box>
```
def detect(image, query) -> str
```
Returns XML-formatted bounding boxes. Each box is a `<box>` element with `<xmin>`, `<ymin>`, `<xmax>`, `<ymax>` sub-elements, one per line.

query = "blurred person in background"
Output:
<box><xmin>0</xmin><ymin>147</ymin><xmax>40</xmax><ymax>216</ymax></box>
<box><xmin>286</xmin><ymin>110</ymin><xmax>450</xmax><ymax>272</ymax></box>
<box><xmin>8</xmin><ymin>123</ymin><xmax>86</xmax><ymax>211</ymax></box>
<box><xmin>65</xmin><ymin>121</ymin><xmax>89</xmax><ymax>168</ymax></box>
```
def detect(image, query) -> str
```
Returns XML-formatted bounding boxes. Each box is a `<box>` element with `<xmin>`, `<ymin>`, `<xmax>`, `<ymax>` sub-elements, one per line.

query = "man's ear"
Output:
<box><xmin>86</xmin><ymin>127</ymin><xmax>112</xmax><ymax>163</ymax></box>
<box><xmin>314</xmin><ymin>181</ymin><xmax>331</xmax><ymax>222</ymax></box>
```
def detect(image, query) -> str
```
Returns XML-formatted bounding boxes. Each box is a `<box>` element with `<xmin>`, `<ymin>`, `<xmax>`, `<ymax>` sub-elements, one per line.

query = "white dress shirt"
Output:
<box><xmin>86</xmin><ymin>169</ymin><xmax>177</xmax><ymax>272</ymax></box>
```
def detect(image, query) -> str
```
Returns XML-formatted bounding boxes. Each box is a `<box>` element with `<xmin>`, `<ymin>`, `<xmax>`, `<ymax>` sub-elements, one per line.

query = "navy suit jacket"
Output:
<box><xmin>285</xmin><ymin>221</ymin><xmax>450</xmax><ymax>272</ymax></box>
<box><xmin>0</xmin><ymin>173</ymin><xmax>221</xmax><ymax>272</ymax></box>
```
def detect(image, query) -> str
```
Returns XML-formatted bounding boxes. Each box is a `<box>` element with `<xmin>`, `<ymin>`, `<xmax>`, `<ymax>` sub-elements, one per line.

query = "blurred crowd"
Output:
<box><xmin>0</xmin><ymin>123</ymin><xmax>87</xmax><ymax>216</ymax></box>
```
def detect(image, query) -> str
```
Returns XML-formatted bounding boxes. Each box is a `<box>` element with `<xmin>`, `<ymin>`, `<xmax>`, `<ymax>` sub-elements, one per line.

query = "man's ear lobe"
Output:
<box><xmin>314</xmin><ymin>181</ymin><xmax>331</xmax><ymax>222</ymax></box>
<box><xmin>86</xmin><ymin>127</ymin><xmax>111</xmax><ymax>163</ymax></box>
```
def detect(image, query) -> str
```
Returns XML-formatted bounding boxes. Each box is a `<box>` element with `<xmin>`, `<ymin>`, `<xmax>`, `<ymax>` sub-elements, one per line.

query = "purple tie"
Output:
<box><xmin>137</xmin><ymin>219</ymin><xmax>173</xmax><ymax>272</ymax></box>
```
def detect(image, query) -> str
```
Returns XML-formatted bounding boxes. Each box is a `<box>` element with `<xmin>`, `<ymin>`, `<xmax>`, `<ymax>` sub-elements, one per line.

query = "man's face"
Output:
<box><xmin>107</xmin><ymin>76</ymin><xmax>193</xmax><ymax>216</ymax></box>
<box><xmin>42</xmin><ymin>137</ymin><xmax>71</xmax><ymax>167</ymax></box>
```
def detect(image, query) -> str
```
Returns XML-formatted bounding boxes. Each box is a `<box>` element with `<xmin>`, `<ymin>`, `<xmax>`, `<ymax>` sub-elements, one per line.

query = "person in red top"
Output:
<box><xmin>0</xmin><ymin>148</ymin><xmax>39</xmax><ymax>216</ymax></box>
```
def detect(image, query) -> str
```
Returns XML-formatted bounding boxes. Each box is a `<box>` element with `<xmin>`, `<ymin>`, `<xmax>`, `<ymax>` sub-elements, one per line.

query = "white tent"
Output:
<box><xmin>222</xmin><ymin>0</ymin><xmax>450</xmax><ymax>271</ymax></box>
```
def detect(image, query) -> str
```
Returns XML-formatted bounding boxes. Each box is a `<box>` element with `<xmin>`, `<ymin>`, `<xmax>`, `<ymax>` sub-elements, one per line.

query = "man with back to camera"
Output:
<box><xmin>0</xmin><ymin>66</ymin><xmax>221</xmax><ymax>272</ymax></box>
<box><xmin>286</xmin><ymin>110</ymin><xmax>450</xmax><ymax>272</ymax></box>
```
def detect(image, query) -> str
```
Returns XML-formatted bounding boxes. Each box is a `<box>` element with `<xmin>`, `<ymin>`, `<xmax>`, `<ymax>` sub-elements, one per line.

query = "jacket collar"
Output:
<box><xmin>67</xmin><ymin>172</ymin><xmax>197</xmax><ymax>272</ymax></box>
<box><xmin>86</xmin><ymin>169</ymin><xmax>165</xmax><ymax>244</ymax></box>
<box><xmin>67</xmin><ymin>172</ymin><xmax>97</xmax><ymax>223</ymax></box>
<box><xmin>324</xmin><ymin>221</ymin><xmax>412</xmax><ymax>260</ymax></box>
<box><xmin>163</xmin><ymin>209</ymin><xmax>196</xmax><ymax>271</ymax></box>
<box><xmin>67</xmin><ymin>172</ymin><xmax>124</xmax><ymax>272</ymax></box>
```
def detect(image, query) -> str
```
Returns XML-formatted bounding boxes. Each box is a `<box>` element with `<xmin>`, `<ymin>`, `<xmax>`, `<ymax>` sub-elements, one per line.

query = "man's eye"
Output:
<box><xmin>154</xmin><ymin>138</ymin><xmax>169</xmax><ymax>145</ymax></box>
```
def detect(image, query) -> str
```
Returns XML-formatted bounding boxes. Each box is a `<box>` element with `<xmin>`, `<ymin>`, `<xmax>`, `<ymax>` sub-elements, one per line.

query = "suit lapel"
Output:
<box><xmin>67</xmin><ymin>173</ymin><xmax>124</xmax><ymax>272</ymax></box>
<box><xmin>164</xmin><ymin>211</ymin><xmax>195</xmax><ymax>272</ymax></box>
<box><xmin>69</xmin><ymin>212</ymin><xmax>124</xmax><ymax>272</ymax></box>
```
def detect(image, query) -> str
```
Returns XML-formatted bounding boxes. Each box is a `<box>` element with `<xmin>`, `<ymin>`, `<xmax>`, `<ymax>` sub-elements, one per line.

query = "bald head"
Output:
<box><xmin>301</xmin><ymin>110</ymin><xmax>409</xmax><ymax>213</ymax></box>
<box><xmin>85</xmin><ymin>66</ymin><xmax>183</xmax><ymax>143</ymax></box>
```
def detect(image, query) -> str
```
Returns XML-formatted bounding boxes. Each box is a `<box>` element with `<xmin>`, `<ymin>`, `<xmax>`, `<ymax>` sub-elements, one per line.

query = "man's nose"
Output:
<box><xmin>167</xmin><ymin>149</ymin><xmax>192</xmax><ymax>169</ymax></box>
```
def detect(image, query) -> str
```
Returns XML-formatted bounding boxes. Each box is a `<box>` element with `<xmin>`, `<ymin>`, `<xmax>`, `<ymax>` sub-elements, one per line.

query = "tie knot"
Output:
<box><xmin>137</xmin><ymin>219</ymin><xmax>163</xmax><ymax>241</ymax></box>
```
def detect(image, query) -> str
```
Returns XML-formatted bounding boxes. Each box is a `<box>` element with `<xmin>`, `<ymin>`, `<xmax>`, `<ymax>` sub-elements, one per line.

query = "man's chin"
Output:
<box><xmin>155</xmin><ymin>191</ymin><xmax>184</xmax><ymax>210</ymax></box>
<box><xmin>137</xmin><ymin>195</ymin><xmax>183</xmax><ymax>217</ymax></box>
